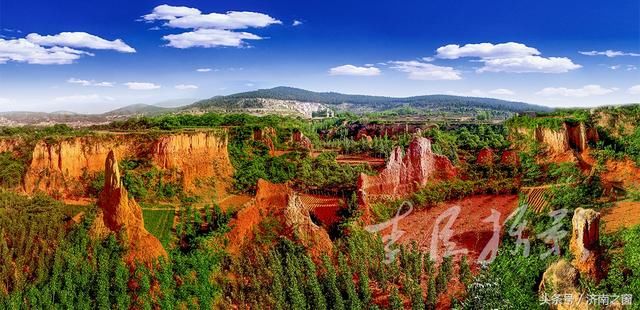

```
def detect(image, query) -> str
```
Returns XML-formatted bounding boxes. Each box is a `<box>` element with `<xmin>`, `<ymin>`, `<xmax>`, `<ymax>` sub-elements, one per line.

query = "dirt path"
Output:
<box><xmin>601</xmin><ymin>201</ymin><xmax>640</xmax><ymax>233</ymax></box>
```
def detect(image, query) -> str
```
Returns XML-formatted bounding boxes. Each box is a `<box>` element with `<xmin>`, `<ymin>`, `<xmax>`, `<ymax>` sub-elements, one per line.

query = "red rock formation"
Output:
<box><xmin>91</xmin><ymin>151</ymin><xmax>167</xmax><ymax>264</ymax></box>
<box><xmin>291</xmin><ymin>131</ymin><xmax>313</xmax><ymax>150</ymax></box>
<box><xmin>151</xmin><ymin>132</ymin><xmax>233</xmax><ymax>196</ymax></box>
<box><xmin>522</xmin><ymin>122</ymin><xmax>598</xmax><ymax>155</ymax></box>
<box><xmin>476</xmin><ymin>148</ymin><xmax>495</xmax><ymax>165</ymax></box>
<box><xmin>357</xmin><ymin>137</ymin><xmax>456</xmax><ymax>220</ymax></box>
<box><xmin>228</xmin><ymin>179</ymin><xmax>332</xmax><ymax>257</ymax></box>
<box><xmin>500</xmin><ymin>150</ymin><xmax>519</xmax><ymax>166</ymax></box>
<box><xmin>13</xmin><ymin>131</ymin><xmax>233</xmax><ymax>199</ymax></box>
<box><xmin>253</xmin><ymin>127</ymin><xmax>277</xmax><ymax>155</ymax></box>
<box><xmin>570</xmin><ymin>208</ymin><xmax>602</xmax><ymax>280</ymax></box>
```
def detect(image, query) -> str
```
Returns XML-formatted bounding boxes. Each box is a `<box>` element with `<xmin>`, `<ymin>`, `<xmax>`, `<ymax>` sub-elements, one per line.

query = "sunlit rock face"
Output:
<box><xmin>228</xmin><ymin>179</ymin><xmax>333</xmax><ymax>257</ymax></box>
<box><xmin>570</xmin><ymin>208</ymin><xmax>602</xmax><ymax>280</ymax></box>
<box><xmin>357</xmin><ymin>137</ymin><xmax>457</xmax><ymax>221</ymax></box>
<box><xmin>8</xmin><ymin>131</ymin><xmax>233</xmax><ymax>199</ymax></box>
<box><xmin>91</xmin><ymin>150</ymin><xmax>167</xmax><ymax>264</ymax></box>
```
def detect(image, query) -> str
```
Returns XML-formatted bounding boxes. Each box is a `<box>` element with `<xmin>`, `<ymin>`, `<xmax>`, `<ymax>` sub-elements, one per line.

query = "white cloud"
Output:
<box><xmin>125</xmin><ymin>82</ymin><xmax>161</xmax><ymax>90</ymax></box>
<box><xmin>292</xmin><ymin>20</ymin><xmax>303</xmax><ymax>26</ymax></box>
<box><xmin>175</xmin><ymin>84</ymin><xmax>198</xmax><ymax>90</ymax></box>
<box><xmin>536</xmin><ymin>85</ymin><xmax>617</xmax><ymax>97</ymax></box>
<box><xmin>26</xmin><ymin>32</ymin><xmax>135</xmax><ymax>53</ymax></box>
<box><xmin>0</xmin><ymin>38</ymin><xmax>93</xmax><ymax>64</ymax></box>
<box><xmin>196</xmin><ymin>68</ymin><xmax>212</xmax><ymax>72</ymax></box>
<box><xmin>53</xmin><ymin>94</ymin><xmax>115</xmax><ymax>104</ymax></box>
<box><xmin>143</xmin><ymin>4</ymin><xmax>201</xmax><ymax>21</ymax></box>
<box><xmin>478</xmin><ymin>55</ymin><xmax>581</xmax><ymax>73</ymax></box>
<box><xmin>627</xmin><ymin>65</ymin><xmax>637</xmax><ymax>71</ymax></box>
<box><xmin>163</xmin><ymin>29</ymin><xmax>262</xmax><ymax>48</ymax></box>
<box><xmin>436</xmin><ymin>42</ymin><xmax>539</xmax><ymax>59</ymax></box>
<box><xmin>629</xmin><ymin>85</ymin><xmax>640</xmax><ymax>95</ymax></box>
<box><xmin>608</xmin><ymin>65</ymin><xmax>621</xmax><ymax>70</ymax></box>
<box><xmin>435</xmin><ymin>42</ymin><xmax>581</xmax><ymax>74</ymax></box>
<box><xmin>166</xmin><ymin>11</ymin><xmax>281</xmax><ymax>30</ymax></box>
<box><xmin>144</xmin><ymin>5</ymin><xmax>280</xmax><ymax>49</ymax></box>
<box><xmin>67</xmin><ymin>78</ymin><xmax>114</xmax><ymax>87</ymax></box>
<box><xmin>389</xmin><ymin>60</ymin><xmax>461</xmax><ymax>80</ymax></box>
<box><xmin>579</xmin><ymin>50</ymin><xmax>640</xmax><ymax>57</ymax></box>
<box><xmin>488</xmin><ymin>88</ymin><xmax>515</xmax><ymax>95</ymax></box>
<box><xmin>422</xmin><ymin>57</ymin><xmax>435</xmax><ymax>62</ymax></box>
<box><xmin>329</xmin><ymin>64</ymin><xmax>381</xmax><ymax>76</ymax></box>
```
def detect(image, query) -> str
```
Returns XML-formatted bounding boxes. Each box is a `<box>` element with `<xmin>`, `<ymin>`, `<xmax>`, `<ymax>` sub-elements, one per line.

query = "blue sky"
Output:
<box><xmin>0</xmin><ymin>0</ymin><xmax>638</xmax><ymax>113</ymax></box>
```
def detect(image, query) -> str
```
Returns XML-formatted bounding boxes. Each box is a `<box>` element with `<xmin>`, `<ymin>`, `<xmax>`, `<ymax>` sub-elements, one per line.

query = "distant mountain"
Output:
<box><xmin>103</xmin><ymin>104</ymin><xmax>171</xmax><ymax>116</ymax></box>
<box><xmin>152</xmin><ymin>98</ymin><xmax>198</xmax><ymax>108</ymax></box>
<box><xmin>185</xmin><ymin>86</ymin><xmax>552</xmax><ymax>117</ymax></box>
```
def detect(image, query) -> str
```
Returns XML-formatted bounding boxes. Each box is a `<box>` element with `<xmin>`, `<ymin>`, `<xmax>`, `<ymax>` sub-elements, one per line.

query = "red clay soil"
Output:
<box><xmin>384</xmin><ymin>195</ymin><xmax>520</xmax><ymax>264</ymax></box>
<box><xmin>601</xmin><ymin>201</ymin><xmax>640</xmax><ymax>233</ymax></box>
<box><xmin>301</xmin><ymin>194</ymin><xmax>343</xmax><ymax>227</ymax></box>
<box><xmin>217</xmin><ymin>194</ymin><xmax>252</xmax><ymax>211</ymax></box>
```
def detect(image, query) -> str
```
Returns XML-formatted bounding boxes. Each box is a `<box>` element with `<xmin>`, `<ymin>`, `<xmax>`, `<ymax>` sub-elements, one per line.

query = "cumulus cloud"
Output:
<box><xmin>166</xmin><ymin>11</ymin><xmax>281</xmax><ymax>29</ymax></box>
<box><xmin>143</xmin><ymin>4</ymin><xmax>201</xmax><ymax>21</ymax></box>
<box><xmin>292</xmin><ymin>20</ymin><xmax>303</xmax><ymax>26</ymax></box>
<box><xmin>196</xmin><ymin>68</ymin><xmax>212</xmax><ymax>72</ymax></box>
<box><xmin>144</xmin><ymin>5</ymin><xmax>280</xmax><ymax>48</ymax></box>
<box><xmin>389</xmin><ymin>60</ymin><xmax>461</xmax><ymax>80</ymax></box>
<box><xmin>436</xmin><ymin>42</ymin><xmax>539</xmax><ymax>59</ymax></box>
<box><xmin>67</xmin><ymin>78</ymin><xmax>114</xmax><ymax>87</ymax></box>
<box><xmin>435</xmin><ymin>42</ymin><xmax>580</xmax><ymax>74</ymax></box>
<box><xmin>629</xmin><ymin>85</ymin><xmax>640</xmax><ymax>95</ymax></box>
<box><xmin>125</xmin><ymin>82</ymin><xmax>161</xmax><ymax>90</ymax></box>
<box><xmin>26</xmin><ymin>32</ymin><xmax>135</xmax><ymax>53</ymax></box>
<box><xmin>175</xmin><ymin>84</ymin><xmax>198</xmax><ymax>90</ymax></box>
<box><xmin>488</xmin><ymin>88</ymin><xmax>515</xmax><ymax>95</ymax></box>
<box><xmin>536</xmin><ymin>85</ymin><xmax>617</xmax><ymax>97</ymax></box>
<box><xmin>0</xmin><ymin>38</ymin><xmax>90</xmax><ymax>64</ymax></box>
<box><xmin>0</xmin><ymin>32</ymin><xmax>135</xmax><ymax>65</ymax></box>
<box><xmin>163</xmin><ymin>29</ymin><xmax>262</xmax><ymax>48</ymax></box>
<box><xmin>579</xmin><ymin>50</ymin><xmax>640</xmax><ymax>57</ymax></box>
<box><xmin>329</xmin><ymin>64</ymin><xmax>381</xmax><ymax>76</ymax></box>
<box><xmin>478</xmin><ymin>55</ymin><xmax>581</xmax><ymax>73</ymax></box>
<box><xmin>54</xmin><ymin>94</ymin><xmax>115</xmax><ymax>104</ymax></box>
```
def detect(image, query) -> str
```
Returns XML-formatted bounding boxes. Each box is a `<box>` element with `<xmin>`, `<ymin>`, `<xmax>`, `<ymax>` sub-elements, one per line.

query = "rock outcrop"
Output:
<box><xmin>476</xmin><ymin>148</ymin><xmax>495</xmax><ymax>165</ymax></box>
<box><xmin>539</xmin><ymin>259</ymin><xmax>588</xmax><ymax>310</ymax></box>
<box><xmin>291</xmin><ymin>131</ymin><xmax>313</xmax><ymax>150</ymax></box>
<box><xmin>253</xmin><ymin>127</ymin><xmax>277</xmax><ymax>155</ymax></box>
<box><xmin>91</xmin><ymin>151</ymin><xmax>167</xmax><ymax>264</ymax></box>
<box><xmin>569</xmin><ymin>208</ymin><xmax>602</xmax><ymax>279</ymax></box>
<box><xmin>500</xmin><ymin>150</ymin><xmax>519</xmax><ymax>166</ymax></box>
<box><xmin>520</xmin><ymin>122</ymin><xmax>598</xmax><ymax>155</ymax></box>
<box><xmin>357</xmin><ymin>137</ymin><xmax>456</xmax><ymax>220</ymax></box>
<box><xmin>151</xmin><ymin>132</ymin><xmax>233</xmax><ymax>195</ymax></box>
<box><xmin>228</xmin><ymin>179</ymin><xmax>332</xmax><ymax>257</ymax></box>
<box><xmin>12</xmin><ymin>131</ymin><xmax>233</xmax><ymax>199</ymax></box>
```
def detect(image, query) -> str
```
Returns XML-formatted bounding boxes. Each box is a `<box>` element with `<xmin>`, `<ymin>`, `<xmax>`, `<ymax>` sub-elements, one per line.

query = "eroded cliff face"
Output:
<box><xmin>569</xmin><ymin>208</ymin><xmax>602</xmax><ymax>280</ymax></box>
<box><xmin>151</xmin><ymin>132</ymin><xmax>233</xmax><ymax>195</ymax></box>
<box><xmin>253</xmin><ymin>127</ymin><xmax>277</xmax><ymax>155</ymax></box>
<box><xmin>91</xmin><ymin>151</ymin><xmax>167</xmax><ymax>264</ymax></box>
<box><xmin>228</xmin><ymin>179</ymin><xmax>333</xmax><ymax>257</ymax></box>
<box><xmin>12</xmin><ymin>131</ymin><xmax>233</xmax><ymax>199</ymax></box>
<box><xmin>357</xmin><ymin>137</ymin><xmax>456</xmax><ymax>220</ymax></box>
<box><xmin>522</xmin><ymin>122</ymin><xmax>598</xmax><ymax>155</ymax></box>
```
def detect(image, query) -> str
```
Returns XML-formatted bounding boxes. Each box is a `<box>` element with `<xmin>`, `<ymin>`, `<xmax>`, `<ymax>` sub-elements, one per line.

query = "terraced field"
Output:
<box><xmin>142</xmin><ymin>208</ymin><xmax>175</xmax><ymax>248</ymax></box>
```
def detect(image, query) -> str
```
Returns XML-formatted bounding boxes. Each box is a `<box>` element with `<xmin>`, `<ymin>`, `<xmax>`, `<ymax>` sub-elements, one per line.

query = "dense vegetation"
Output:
<box><xmin>0</xmin><ymin>190</ymin><xmax>231</xmax><ymax>309</ymax></box>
